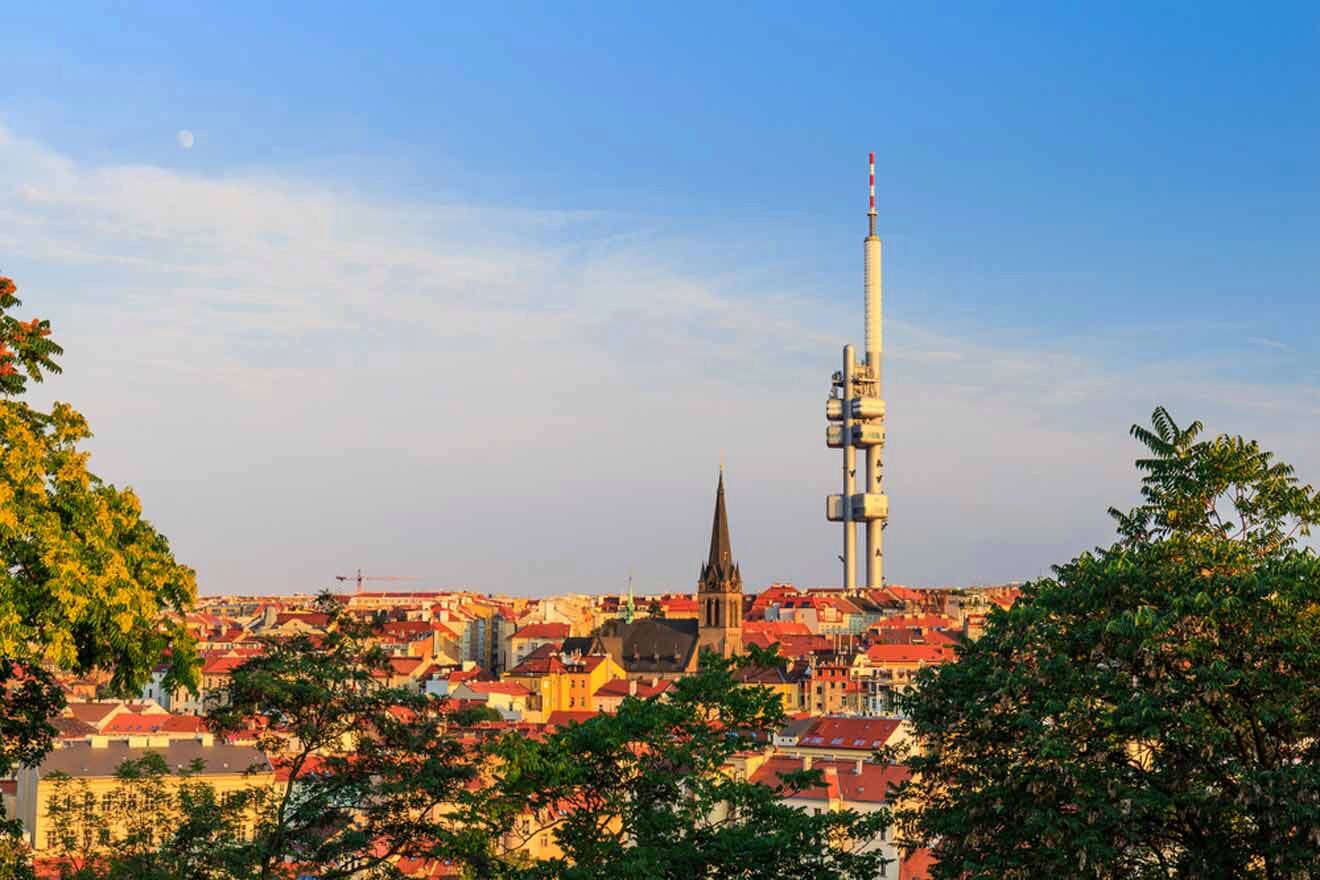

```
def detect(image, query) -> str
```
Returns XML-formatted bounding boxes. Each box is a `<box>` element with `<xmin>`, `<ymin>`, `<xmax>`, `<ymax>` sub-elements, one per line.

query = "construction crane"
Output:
<box><xmin>334</xmin><ymin>569</ymin><xmax>423</xmax><ymax>596</ymax></box>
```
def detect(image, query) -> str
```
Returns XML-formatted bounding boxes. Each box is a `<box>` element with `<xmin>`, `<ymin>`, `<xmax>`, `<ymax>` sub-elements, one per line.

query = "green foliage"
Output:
<box><xmin>1</xmin><ymin>661</ymin><xmax>64</xmax><ymax>781</ymax></box>
<box><xmin>896</xmin><ymin>407</ymin><xmax>1320</xmax><ymax>878</ymax></box>
<box><xmin>450</xmin><ymin>703</ymin><xmax>503</xmax><ymax>726</ymax></box>
<box><xmin>206</xmin><ymin>593</ymin><xmax>480</xmax><ymax>880</ymax></box>
<box><xmin>0</xmin><ymin>274</ymin><xmax>199</xmax><ymax>775</ymax></box>
<box><xmin>0</xmin><ymin>822</ymin><xmax>36</xmax><ymax>880</ymax></box>
<box><xmin>466</xmin><ymin>650</ymin><xmax>892</xmax><ymax>880</ymax></box>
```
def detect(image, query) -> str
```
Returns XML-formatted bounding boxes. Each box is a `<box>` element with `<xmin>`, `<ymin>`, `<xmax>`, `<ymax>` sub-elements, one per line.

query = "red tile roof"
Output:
<box><xmin>377</xmin><ymin>620</ymin><xmax>434</xmax><ymax>638</ymax></box>
<box><xmin>273</xmin><ymin>611</ymin><xmax>330</xmax><ymax>627</ymax></box>
<box><xmin>749</xmin><ymin>756</ymin><xmax>910</xmax><ymax>804</ymax></box>
<box><xmin>461</xmin><ymin>680</ymin><xmax>532</xmax><ymax>697</ymax></box>
<box><xmin>793</xmin><ymin>717</ymin><xmax>903</xmax><ymax>751</ymax></box>
<box><xmin>507</xmin><ymin>652</ymin><xmax>568</xmax><ymax>676</ymax></box>
<box><xmin>865</xmin><ymin>644</ymin><xmax>953</xmax><ymax>665</ymax></box>
<box><xmin>544</xmin><ymin>710</ymin><xmax>599</xmax><ymax>728</ymax></box>
<box><xmin>876</xmin><ymin>613</ymin><xmax>955</xmax><ymax>630</ymax></box>
<box><xmin>101</xmin><ymin>713</ymin><xmax>206</xmax><ymax>735</ymax></box>
<box><xmin>199</xmin><ymin>657</ymin><xmax>248</xmax><ymax>680</ymax></box>
<box><xmin>742</xmin><ymin>620</ymin><xmax>812</xmax><ymax>637</ymax></box>
<box><xmin>883</xmin><ymin>585</ymin><xmax>927</xmax><ymax>603</ymax></box>
<box><xmin>743</xmin><ymin>632</ymin><xmax>833</xmax><ymax>659</ymax></box>
<box><xmin>900</xmin><ymin>848</ymin><xmax>937</xmax><ymax>880</ymax></box>
<box><xmin>512</xmin><ymin>622</ymin><xmax>571</xmax><ymax>640</ymax></box>
<box><xmin>371</xmin><ymin>656</ymin><xmax>425</xmax><ymax>678</ymax></box>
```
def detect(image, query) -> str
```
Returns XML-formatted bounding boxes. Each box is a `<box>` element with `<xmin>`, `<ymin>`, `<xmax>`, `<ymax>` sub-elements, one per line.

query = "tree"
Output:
<box><xmin>205</xmin><ymin>594</ymin><xmax>480</xmax><ymax>880</ymax></box>
<box><xmin>466</xmin><ymin>649</ymin><xmax>893</xmax><ymax>880</ymax></box>
<box><xmin>0</xmin><ymin>274</ymin><xmax>198</xmax><ymax>875</ymax></box>
<box><xmin>42</xmin><ymin>753</ymin><xmax>266</xmax><ymax>880</ymax></box>
<box><xmin>895</xmin><ymin>407</ymin><xmax>1320</xmax><ymax>878</ymax></box>
<box><xmin>449</xmin><ymin>703</ymin><xmax>503</xmax><ymax>727</ymax></box>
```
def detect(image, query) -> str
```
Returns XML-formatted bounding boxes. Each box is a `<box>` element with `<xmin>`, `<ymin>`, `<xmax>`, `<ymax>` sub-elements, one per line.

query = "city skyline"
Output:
<box><xmin>2</xmin><ymin>4</ymin><xmax>1317</xmax><ymax>595</ymax></box>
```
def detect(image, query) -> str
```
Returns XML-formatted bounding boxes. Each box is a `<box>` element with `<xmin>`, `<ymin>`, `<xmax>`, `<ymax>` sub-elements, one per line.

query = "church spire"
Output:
<box><xmin>697</xmin><ymin>466</ymin><xmax>742</xmax><ymax>660</ymax></box>
<box><xmin>707</xmin><ymin>467</ymin><xmax>733</xmax><ymax>574</ymax></box>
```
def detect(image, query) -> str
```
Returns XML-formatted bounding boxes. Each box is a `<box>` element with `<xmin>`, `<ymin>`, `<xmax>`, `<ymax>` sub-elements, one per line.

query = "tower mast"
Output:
<box><xmin>826</xmin><ymin>153</ymin><xmax>888</xmax><ymax>589</ymax></box>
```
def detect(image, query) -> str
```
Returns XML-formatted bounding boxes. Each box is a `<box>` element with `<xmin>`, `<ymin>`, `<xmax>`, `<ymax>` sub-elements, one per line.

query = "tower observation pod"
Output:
<box><xmin>825</xmin><ymin>152</ymin><xmax>888</xmax><ymax>590</ymax></box>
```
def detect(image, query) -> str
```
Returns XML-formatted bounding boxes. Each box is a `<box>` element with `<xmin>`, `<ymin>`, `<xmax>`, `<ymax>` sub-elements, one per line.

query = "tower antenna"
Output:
<box><xmin>825</xmin><ymin>153</ymin><xmax>889</xmax><ymax>589</ymax></box>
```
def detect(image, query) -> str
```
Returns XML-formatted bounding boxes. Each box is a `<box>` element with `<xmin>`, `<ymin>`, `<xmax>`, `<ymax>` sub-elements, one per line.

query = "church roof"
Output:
<box><xmin>708</xmin><ymin>469</ymin><xmax>733</xmax><ymax>571</ymax></box>
<box><xmin>701</xmin><ymin>469</ymin><xmax>741</xmax><ymax>587</ymax></box>
<box><xmin>597</xmin><ymin>617</ymin><xmax>700</xmax><ymax>674</ymax></box>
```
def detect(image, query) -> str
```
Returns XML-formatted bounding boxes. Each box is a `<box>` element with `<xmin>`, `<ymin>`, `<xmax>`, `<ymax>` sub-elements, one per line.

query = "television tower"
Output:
<box><xmin>826</xmin><ymin>153</ymin><xmax>888</xmax><ymax>590</ymax></box>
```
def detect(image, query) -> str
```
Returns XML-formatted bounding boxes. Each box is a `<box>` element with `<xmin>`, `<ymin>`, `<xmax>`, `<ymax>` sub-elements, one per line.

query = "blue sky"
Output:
<box><xmin>2</xmin><ymin>4</ymin><xmax>1317</xmax><ymax>595</ymax></box>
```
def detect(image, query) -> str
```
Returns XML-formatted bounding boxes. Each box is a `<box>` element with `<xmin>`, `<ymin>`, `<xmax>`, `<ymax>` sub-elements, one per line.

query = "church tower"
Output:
<box><xmin>696</xmin><ymin>468</ymin><xmax>743</xmax><ymax>659</ymax></box>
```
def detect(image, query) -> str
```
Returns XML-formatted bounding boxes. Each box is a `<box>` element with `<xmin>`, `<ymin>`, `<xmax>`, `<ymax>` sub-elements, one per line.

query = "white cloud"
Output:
<box><xmin>2</xmin><ymin>124</ymin><xmax>1316</xmax><ymax>594</ymax></box>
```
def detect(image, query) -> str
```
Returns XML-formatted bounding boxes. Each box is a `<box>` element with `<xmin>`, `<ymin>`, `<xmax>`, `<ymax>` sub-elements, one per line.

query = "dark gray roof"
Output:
<box><xmin>708</xmin><ymin>470</ymin><xmax>733</xmax><ymax>572</ymax></box>
<box><xmin>561</xmin><ymin>636</ymin><xmax>597</xmax><ymax>657</ymax></box>
<box><xmin>700</xmin><ymin>470</ymin><xmax>741</xmax><ymax>590</ymax></box>
<box><xmin>597</xmin><ymin>618</ymin><xmax>699</xmax><ymax>674</ymax></box>
<box><xmin>51</xmin><ymin>717</ymin><xmax>98</xmax><ymax>739</ymax></box>
<box><xmin>778</xmin><ymin>715</ymin><xmax>816</xmax><ymax>740</ymax></box>
<box><xmin>38</xmin><ymin>739</ymin><xmax>271</xmax><ymax>779</ymax></box>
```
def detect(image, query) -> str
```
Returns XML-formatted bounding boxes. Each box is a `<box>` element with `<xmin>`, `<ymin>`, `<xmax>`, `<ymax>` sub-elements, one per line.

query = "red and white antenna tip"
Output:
<box><xmin>868</xmin><ymin>152</ymin><xmax>876</xmax><ymax>215</ymax></box>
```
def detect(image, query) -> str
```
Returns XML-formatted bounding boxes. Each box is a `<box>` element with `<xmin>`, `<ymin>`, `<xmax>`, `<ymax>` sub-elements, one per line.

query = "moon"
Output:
<box><xmin>176</xmin><ymin>130</ymin><xmax>195</xmax><ymax>150</ymax></box>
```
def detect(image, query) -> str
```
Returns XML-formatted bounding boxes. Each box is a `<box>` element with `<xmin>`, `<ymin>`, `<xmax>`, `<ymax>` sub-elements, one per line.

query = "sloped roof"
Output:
<box><xmin>743</xmin><ymin>620</ymin><xmax>812</xmax><ymax>637</ymax></box>
<box><xmin>201</xmin><ymin>654</ymin><xmax>250</xmax><ymax>676</ymax></box>
<box><xmin>743</xmin><ymin>632</ymin><xmax>833</xmax><ymax>659</ymax></box>
<box><xmin>596</xmin><ymin>617</ymin><xmax>699</xmax><ymax>674</ymax></box>
<box><xmin>51</xmin><ymin>716</ymin><xmax>98</xmax><ymax>739</ymax></box>
<box><xmin>865</xmin><ymin>643</ymin><xmax>953</xmax><ymax>664</ymax></box>
<box><xmin>734</xmin><ymin>663</ymin><xmax>808</xmax><ymax>685</ymax></box>
<box><xmin>793</xmin><ymin>716</ymin><xmax>903</xmax><ymax>751</ymax></box>
<box><xmin>460</xmin><ymin>681</ymin><xmax>531</xmax><ymax>698</ymax></box>
<box><xmin>560</xmin><ymin>636</ymin><xmax>598</xmax><ymax>657</ymax></box>
<box><xmin>900</xmin><ymin>847</ymin><xmax>938</xmax><ymax>880</ymax></box>
<box><xmin>544</xmin><ymin>710</ymin><xmax>599</xmax><ymax>729</ymax></box>
<box><xmin>707</xmin><ymin>470</ymin><xmax>733</xmax><ymax>574</ymax></box>
<box><xmin>513</xmin><ymin>622</ymin><xmax>571</xmax><ymax>640</ymax></box>
<box><xmin>64</xmin><ymin>703</ymin><xmax>125</xmax><ymax>727</ymax></box>
<box><xmin>101</xmin><ymin>713</ymin><xmax>206</xmax><ymax>735</ymax></box>
<box><xmin>749</xmin><ymin>756</ymin><xmax>909</xmax><ymax>804</ymax></box>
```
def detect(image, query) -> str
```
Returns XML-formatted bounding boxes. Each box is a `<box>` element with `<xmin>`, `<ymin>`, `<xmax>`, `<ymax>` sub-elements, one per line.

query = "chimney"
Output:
<box><xmin>802</xmin><ymin>755</ymin><xmax>812</xmax><ymax>771</ymax></box>
<box><xmin>855</xmin><ymin>757</ymin><xmax>864</xmax><ymax>775</ymax></box>
<box><xmin>629</xmin><ymin>679</ymin><xmax>638</xmax><ymax>696</ymax></box>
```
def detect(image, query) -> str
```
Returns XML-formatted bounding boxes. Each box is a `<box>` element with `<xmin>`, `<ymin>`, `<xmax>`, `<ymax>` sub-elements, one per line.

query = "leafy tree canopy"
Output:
<box><xmin>1</xmin><ymin>274</ymin><xmax>198</xmax><ymax>879</ymax></box>
<box><xmin>0</xmin><ymin>275</ymin><xmax>198</xmax><ymax>714</ymax></box>
<box><xmin>205</xmin><ymin>594</ymin><xmax>480</xmax><ymax>880</ymax></box>
<box><xmin>896</xmin><ymin>407</ymin><xmax>1320</xmax><ymax>879</ymax></box>
<box><xmin>466</xmin><ymin>650</ymin><xmax>893</xmax><ymax>880</ymax></box>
